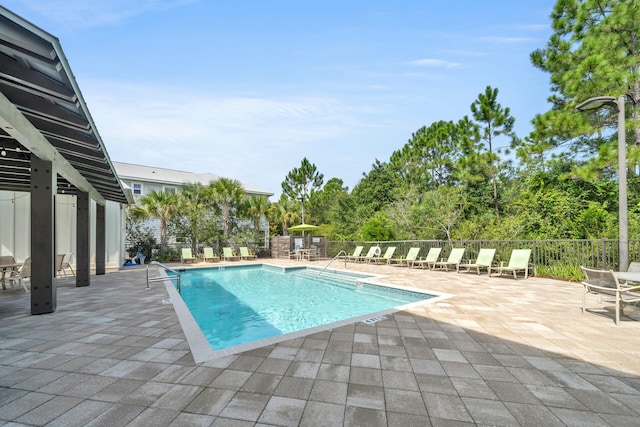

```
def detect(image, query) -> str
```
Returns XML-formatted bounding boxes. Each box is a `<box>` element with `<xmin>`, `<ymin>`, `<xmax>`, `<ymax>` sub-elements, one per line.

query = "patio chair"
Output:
<box><xmin>458</xmin><ymin>248</ymin><xmax>496</xmax><ymax>275</ymax></box>
<box><xmin>358</xmin><ymin>246</ymin><xmax>381</xmax><ymax>263</ymax></box>
<box><xmin>59</xmin><ymin>253</ymin><xmax>75</xmax><ymax>277</ymax></box>
<box><xmin>341</xmin><ymin>246</ymin><xmax>364</xmax><ymax>262</ymax></box>
<box><xmin>203</xmin><ymin>247</ymin><xmax>219</xmax><ymax>262</ymax></box>
<box><xmin>222</xmin><ymin>247</ymin><xmax>240</xmax><ymax>261</ymax></box>
<box><xmin>8</xmin><ymin>257</ymin><xmax>30</xmax><ymax>293</ymax></box>
<box><xmin>492</xmin><ymin>249</ymin><xmax>531</xmax><ymax>279</ymax></box>
<box><xmin>433</xmin><ymin>248</ymin><xmax>466</xmax><ymax>272</ymax></box>
<box><xmin>389</xmin><ymin>247</ymin><xmax>420</xmax><ymax>267</ymax></box>
<box><xmin>0</xmin><ymin>255</ymin><xmax>17</xmax><ymax>283</ymax></box>
<box><xmin>581</xmin><ymin>266</ymin><xmax>640</xmax><ymax>325</ymax></box>
<box><xmin>181</xmin><ymin>248</ymin><xmax>197</xmax><ymax>264</ymax></box>
<box><xmin>409</xmin><ymin>247</ymin><xmax>442</xmax><ymax>269</ymax></box>
<box><xmin>240</xmin><ymin>247</ymin><xmax>257</xmax><ymax>260</ymax></box>
<box><xmin>369</xmin><ymin>247</ymin><xmax>396</xmax><ymax>264</ymax></box>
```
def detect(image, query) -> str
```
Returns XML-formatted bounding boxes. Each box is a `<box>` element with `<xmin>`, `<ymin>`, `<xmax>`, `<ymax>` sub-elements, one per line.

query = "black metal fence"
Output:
<box><xmin>327</xmin><ymin>239</ymin><xmax>640</xmax><ymax>281</ymax></box>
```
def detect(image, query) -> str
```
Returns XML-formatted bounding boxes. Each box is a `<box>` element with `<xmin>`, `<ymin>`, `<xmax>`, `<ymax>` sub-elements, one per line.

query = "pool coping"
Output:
<box><xmin>162</xmin><ymin>262</ymin><xmax>453</xmax><ymax>363</ymax></box>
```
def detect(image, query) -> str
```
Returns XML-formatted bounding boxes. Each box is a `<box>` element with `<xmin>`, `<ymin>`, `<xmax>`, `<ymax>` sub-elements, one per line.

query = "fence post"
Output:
<box><xmin>532</xmin><ymin>239</ymin><xmax>537</xmax><ymax>277</ymax></box>
<box><xmin>601</xmin><ymin>238</ymin><xmax>606</xmax><ymax>270</ymax></box>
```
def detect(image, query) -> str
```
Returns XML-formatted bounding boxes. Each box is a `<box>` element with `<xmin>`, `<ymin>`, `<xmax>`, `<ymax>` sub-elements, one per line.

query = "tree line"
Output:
<box><xmin>270</xmin><ymin>0</ymin><xmax>640</xmax><ymax>244</ymax></box>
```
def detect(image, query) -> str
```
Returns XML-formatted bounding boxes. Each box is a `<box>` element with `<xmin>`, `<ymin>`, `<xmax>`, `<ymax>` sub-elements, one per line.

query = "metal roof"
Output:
<box><xmin>0</xmin><ymin>7</ymin><xmax>129</xmax><ymax>205</ymax></box>
<box><xmin>114</xmin><ymin>162</ymin><xmax>274</xmax><ymax>197</ymax></box>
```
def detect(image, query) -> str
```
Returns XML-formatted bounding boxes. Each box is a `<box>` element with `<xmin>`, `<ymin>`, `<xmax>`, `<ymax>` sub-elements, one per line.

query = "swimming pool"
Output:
<box><xmin>164</xmin><ymin>263</ymin><xmax>446</xmax><ymax>361</ymax></box>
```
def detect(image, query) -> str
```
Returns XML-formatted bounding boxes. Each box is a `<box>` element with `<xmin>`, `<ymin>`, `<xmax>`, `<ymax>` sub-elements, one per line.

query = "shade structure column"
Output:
<box><xmin>95</xmin><ymin>203</ymin><xmax>105</xmax><ymax>275</ymax></box>
<box><xmin>76</xmin><ymin>191</ymin><xmax>90</xmax><ymax>287</ymax></box>
<box><xmin>30</xmin><ymin>157</ymin><xmax>56</xmax><ymax>314</ymax></box>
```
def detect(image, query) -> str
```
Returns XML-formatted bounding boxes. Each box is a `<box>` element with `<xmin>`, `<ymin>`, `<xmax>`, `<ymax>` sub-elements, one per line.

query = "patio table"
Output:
<box><xmin>614</xmin><ymin>271</ymin><xmax>640</xmax><ymax>284</ymax></box>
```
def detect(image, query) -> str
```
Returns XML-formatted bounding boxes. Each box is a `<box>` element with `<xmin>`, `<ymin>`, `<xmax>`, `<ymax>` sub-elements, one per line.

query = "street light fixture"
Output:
<box><xmin>576</xmin><ymin>95</ymin><xmax>628</xmax><ymax>271</ymax></box>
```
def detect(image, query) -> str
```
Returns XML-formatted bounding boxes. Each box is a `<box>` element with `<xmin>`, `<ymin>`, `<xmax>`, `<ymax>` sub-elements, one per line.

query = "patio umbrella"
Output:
<box><xmin>288</xmin><ymin>223</ymin><xmax>319</xmax><ymax>232</ymax></box>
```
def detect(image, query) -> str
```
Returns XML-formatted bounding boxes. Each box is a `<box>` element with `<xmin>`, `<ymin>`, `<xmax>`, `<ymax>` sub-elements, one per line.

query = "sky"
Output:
<box><xmin>4</xmin><ymin>0</ymin><xmax>557</xmax><ymax>200</ymax></box>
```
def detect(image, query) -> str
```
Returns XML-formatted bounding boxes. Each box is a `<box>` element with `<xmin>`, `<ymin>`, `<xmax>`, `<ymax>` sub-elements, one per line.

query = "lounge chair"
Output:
<box><xmin>458</xmin><ymin>248</ymin><xmax>496</xmax><ymax>275</ymax></box>
<box><xmin>492</xmin><ymin>249</ymin><xmax>531</xmax><ymax>279</ymax></box>
<box><xmin>222</xmin><ymin>247</ymin><xmax>240</xmax><ymax>261</ymax></box>
<box><xmin>389</xmin><ymin>247</ymin><xmax>420</xmax><ymax>267</ymax></box>
<box><xmin>181</xmin><ymin>248</ymin><xmax>197</xmax><ymax>264</ymax></box>
<box><xmin>433</xmin><ymin>248</ymin><xmax>466</xmax><ymax>272</ymax></box>
<box><xmin>342</xmin><ymin>246</ymin><xmax>364</xmax><ymax>262</ymax></box>
<box><xmin>581</xmin><ymin>266</ymin><xmax>640</xmax><ymax>325</ymax></box>
<box><xmin>8</xmin><ymin>257</ymin><xmax>30</xmax><ymax>292</ymax></box>
<box><xmin>358</xmin><ymin>246</ymin><xmax>381</xmax><ymax>263</ymax></box>
<box><xmin>369</xmin><ymin>247</ymin><xmax>396</xmax><ymax>264</ymax></box>
<box><xmin>203</xmin><ymin>247</ymin><xmax>219</xmax><ymax>262</ymax></box>
<box><xmin>409</xmin><ymin>247</ymin><xmax>442</xmax><ymax>269</ymax></box>
<box><xmin>240</xmin><ymin>247</ymin><xmax>257</xmax><ymax>260</ymax></box>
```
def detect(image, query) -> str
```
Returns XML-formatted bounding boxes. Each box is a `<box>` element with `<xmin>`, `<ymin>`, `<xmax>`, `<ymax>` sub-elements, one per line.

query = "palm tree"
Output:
<box><xmin>268</xmin><ymin>196</ymin><xmax>301</xmax><ymax>235</ymax></box>
<box><xmin>206</xmin><ymin>177</ymin><xmax>245</xmax><ymax>238</ymax></box>
<box><xmin>246</xmin><ymin>194</ymin><xmax>270</xmax><ymax>231</ymax></box>
<box><xmin>129</xmin><ymin>190</ymin><xmax>177</xmax><ymax>248</ymax></box>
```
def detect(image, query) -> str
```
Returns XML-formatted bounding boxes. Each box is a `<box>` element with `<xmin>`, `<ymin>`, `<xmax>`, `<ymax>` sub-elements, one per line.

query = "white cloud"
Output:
<box><xmin>408</xmin><ymin>58</ymin><xmax>462</xmax><ymax>68</ymax></box>
<box><xmin>82</xmin><ymin>79</ymin><xmax>387</xmax><ymax>195</ymax></box>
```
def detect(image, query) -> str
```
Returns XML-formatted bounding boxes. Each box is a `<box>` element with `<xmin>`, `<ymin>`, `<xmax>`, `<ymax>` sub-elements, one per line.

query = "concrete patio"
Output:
<box><xmin>1</xmin><ymin>259</ymin><xmax>639</xmax><ymax>426</ymax></box>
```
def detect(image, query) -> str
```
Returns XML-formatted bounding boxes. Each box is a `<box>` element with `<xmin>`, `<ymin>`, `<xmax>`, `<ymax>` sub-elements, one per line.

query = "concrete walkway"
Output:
<box><xmin>1</xmin><ymin>259</ymin><xmax>639</xmax><ymax>426</ymax></box>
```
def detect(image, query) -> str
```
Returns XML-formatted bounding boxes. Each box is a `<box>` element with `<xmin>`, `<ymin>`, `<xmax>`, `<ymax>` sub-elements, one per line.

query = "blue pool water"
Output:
<box><xmin>175</xmin><ymin>264</ymin><xmax>435</xmax><ymax>351</ymax></box>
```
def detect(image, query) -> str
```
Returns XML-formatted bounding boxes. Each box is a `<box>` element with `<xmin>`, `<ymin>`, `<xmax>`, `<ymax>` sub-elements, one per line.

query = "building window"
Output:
<box><xmin>132</xmin><ymin>183</ymin><xmax>142</xmax><ymax>195</ymax></box>
<box><xmin>164</xmin><ymin>186</ymin><xmax>177</xmax><ymax>194</ymax></box>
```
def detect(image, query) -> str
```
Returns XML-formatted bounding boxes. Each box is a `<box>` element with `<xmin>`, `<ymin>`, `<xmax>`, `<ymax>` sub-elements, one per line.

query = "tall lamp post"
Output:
<box><xmin>576</xmin><ymin>95</ymin><xmax>628</xmax><ymax>271</ymax></box>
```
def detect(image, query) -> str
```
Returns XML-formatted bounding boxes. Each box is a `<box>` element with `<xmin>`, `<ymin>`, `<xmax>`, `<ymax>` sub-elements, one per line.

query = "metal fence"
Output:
<box><xmin>327</xmin><ymin>239</ymin><xmax>640</xmax><ymax>280</ymax></box>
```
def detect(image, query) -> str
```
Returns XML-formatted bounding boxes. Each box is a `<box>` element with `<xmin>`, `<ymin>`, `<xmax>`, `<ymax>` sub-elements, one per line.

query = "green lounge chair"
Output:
<box><xmin>458</xmin><ymin>248</ymin><xmax>496</xmax><ymax>275</ymax></box>
<box><xmin>370</xmin><ymin>247</ymin><xmax>396</xmax><ymax>264</ymax></box>
<box><xmin>203</xmin><ymin>247</ymin><xmax>219</xmax><ymax>262</ymax></box>
<box><xmin>240</xmin><ymin>247</ymin><xmax>257</xmax><ymax>260</ymax></box>
<box><xmin>492</xmin><ymin>249</ymin><xmax>531</xmax><ymax>279</ymax></box>
<box><xmin>433</xmin><ymin>248</ymin><xmax>466</xmax><ymax>272</ymax></box>
<box><xmin>342</xmin><ymin>246</ymin><xmax>364</xmax><ymax>262</ymax></box>
<box><xmin>389</xmin><ymin>247</ymin><xmax>420</xmax><ymax>267</ymax></box>
<box><xmin>222</xmin><ymin>247</ymin><xmax>240</xmax><ymax>261</ymax></box>
<box><xmin>358</xmin><ymin>246</ymin><xmax>380</xmax><ymax>263</ymax></box>
<box><xmin>409</xmin><ymin>247</ymin><xmax>442</xmax><ymax>269</ymax></box>
<box><xmin>181</xmin><ymin>248</ymin><xmax>196</xmax><ymax>264</ymax></box>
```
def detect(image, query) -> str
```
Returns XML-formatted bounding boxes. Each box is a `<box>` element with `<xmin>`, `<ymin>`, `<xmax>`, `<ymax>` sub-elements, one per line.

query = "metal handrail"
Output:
<box><xmin>147</xmin><ymin>261</ymin><xmax>181</xmax><ymax>293</ymax></box>
<box><xmin>317</xmin><ymin>250</ymin><xmax>347</xmax><ymax>278</ymax></box>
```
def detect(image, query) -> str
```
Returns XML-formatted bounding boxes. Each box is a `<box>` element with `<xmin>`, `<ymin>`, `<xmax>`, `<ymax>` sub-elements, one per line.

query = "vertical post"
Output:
<box><xmin>76</xmin><ymin>191</ymin><xmax>90</xmax><ymax>287</ymax></box>
<box><xmin>30</xmin><ymin>157</ymin><xmax>56</xmax><ymax>314</ymax></box>
<box><xmin>617</xmin><ymin>95</ymin><xmax>629</xmax><ymax>272</ymax></box>
<box><xmin>96</xmin><ymin>203</ymin><xmax>105</xmax><ymax>275</ymax></box>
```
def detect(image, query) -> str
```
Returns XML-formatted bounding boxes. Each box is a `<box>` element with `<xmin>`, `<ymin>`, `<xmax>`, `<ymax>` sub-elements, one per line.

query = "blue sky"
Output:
<box><xmin>5</xmin><ymin>0</ymin><xmax>556</xmax><ymax>199</ymax></box>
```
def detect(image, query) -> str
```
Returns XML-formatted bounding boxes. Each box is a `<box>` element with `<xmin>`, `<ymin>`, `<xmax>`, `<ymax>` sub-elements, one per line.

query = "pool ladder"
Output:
<box><xmin>147</xmin><ymin>261</ymin><xmax>182</xmax><ymax>293</ymax></box>
<box><xmin>317</xmin><ymin>250</ymin><xmax>348</xmax><ymax>278</ymax></box>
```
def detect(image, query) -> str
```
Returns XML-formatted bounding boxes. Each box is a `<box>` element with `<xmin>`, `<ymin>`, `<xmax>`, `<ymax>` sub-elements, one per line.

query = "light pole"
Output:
<box><xmin>576</xmin><ymin>95</ymin><xmax>628</xmax><ymax>271</ymax></box>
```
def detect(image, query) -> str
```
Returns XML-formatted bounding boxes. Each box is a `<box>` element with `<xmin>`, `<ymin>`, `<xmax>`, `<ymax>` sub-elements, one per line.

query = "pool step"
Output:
<box><xmin>289</xmin><ymin>269</ymin><xmax>361</xmax><ymax>288</ymax></box>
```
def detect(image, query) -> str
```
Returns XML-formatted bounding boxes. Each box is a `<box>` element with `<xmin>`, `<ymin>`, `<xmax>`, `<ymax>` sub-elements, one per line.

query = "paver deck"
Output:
<box><xmin>1</xmin><ymin>258</ymin><xmax>639</xmax><ymax>426</ymax></box>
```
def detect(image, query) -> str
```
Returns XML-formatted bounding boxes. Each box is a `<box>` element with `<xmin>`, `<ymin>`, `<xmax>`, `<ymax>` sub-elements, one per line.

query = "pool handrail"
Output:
<box><xmin>317</xmin><ymin>250</ymin><xmax>348</xmax><ymax>278</ymax></box>
<box><xmin>147</xmin><ymin>261</ymin><xmax>181</xmax><ymax>293</ymax></box>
